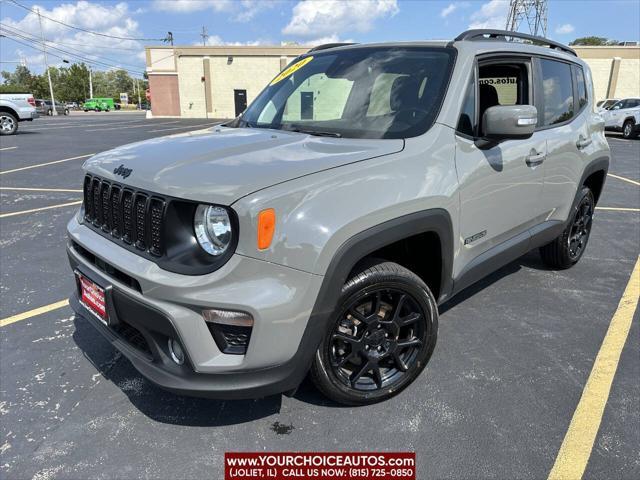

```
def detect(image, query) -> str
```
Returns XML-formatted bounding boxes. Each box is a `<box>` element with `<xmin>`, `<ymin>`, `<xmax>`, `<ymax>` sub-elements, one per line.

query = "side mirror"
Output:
<box><xmin>482</xmin><ymin>105</ymin><xmax>538</xmax><ymax>141</ymax></box>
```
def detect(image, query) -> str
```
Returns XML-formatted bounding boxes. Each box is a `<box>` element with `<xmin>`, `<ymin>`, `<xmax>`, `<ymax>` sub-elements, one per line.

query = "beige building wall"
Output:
<box><xmin>176</xmin><ymin>56</ymin><xmax>208</xmax><ymax>118</ymax></box>
<box><xmin>207</xmin><ymin>55</ymin><xmax>297</xmax><ymax>118</ymax></box>
<box><xmin>574</xmin><ymin>46</ymin><xmax>640</xmax><ymax>100</ymax></box>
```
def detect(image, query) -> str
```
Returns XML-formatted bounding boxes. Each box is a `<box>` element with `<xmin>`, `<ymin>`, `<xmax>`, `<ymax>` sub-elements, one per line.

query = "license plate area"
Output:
<box><xmin>77</xmin><ymin>272</ymin><xmax>108</xmax><ymax>325</ymax></box>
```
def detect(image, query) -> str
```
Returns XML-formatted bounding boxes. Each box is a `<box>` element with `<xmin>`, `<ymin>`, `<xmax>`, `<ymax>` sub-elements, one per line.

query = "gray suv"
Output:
<box><xmin>67</xmin><ymin>30</ymin><xmax>610</xmax><ymax>405</ymax></box>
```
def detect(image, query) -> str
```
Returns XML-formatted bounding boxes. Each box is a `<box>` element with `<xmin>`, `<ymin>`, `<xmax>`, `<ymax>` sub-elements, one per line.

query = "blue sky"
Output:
<box><xmin>1</xmin><ymin>0</ymin><xmax>639</xmax><ymax>77</ymax></box>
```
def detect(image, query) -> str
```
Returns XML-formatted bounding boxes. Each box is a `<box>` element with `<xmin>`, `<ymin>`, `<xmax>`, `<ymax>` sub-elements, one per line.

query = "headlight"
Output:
<box><xmin>194</xmin><ymin>205</ymin><xmax>232</xmax><ymax>256</ymax></box>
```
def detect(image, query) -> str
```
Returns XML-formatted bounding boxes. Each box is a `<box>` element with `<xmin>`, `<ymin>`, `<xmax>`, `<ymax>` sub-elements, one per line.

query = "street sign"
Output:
<box><xmin>119</xmin><ymin>93</ymin><xmax>128</xmax><ymax>104</ymax></box>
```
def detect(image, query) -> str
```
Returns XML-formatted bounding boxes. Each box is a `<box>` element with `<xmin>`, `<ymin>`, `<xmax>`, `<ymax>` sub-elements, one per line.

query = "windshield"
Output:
<box><xmin>230</xmin><ymin>47</ymin><xmax>455</xmax><ymax>139</ymax></box>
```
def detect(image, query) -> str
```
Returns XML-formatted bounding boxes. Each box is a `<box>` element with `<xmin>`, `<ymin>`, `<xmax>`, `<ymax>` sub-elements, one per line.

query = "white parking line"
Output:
<box><xmin>0</xmin><ymin>200</ymin><xmax>82</xmax><ymax>219</ymax></box>
<box><xmin>607</xmin><ymin>173</ymin><xmax>640</xmax><ymax>187</ymax></box>
<box><xmin>25</xmin><ymin>119</ymin><xmax>149</xmax><ymax>131</ymax></box>
<box><xmin>147</xmin><ymin>122</ymin><xmax>220</xmax><ymax>133</ymax></box>
<box><xmin>0</xmin><ymin>146</ymin><xmax>18</xmax><ymax>152</ymax></box>
<box><xmin>0</xmin><ymin>187</ymin><xmax>83</xmax><ymax>193</ymax></box>
<box><xmin>85</xmin><ymin>120</ymin><xmax>181</xmax><ymax>132</ymax></box>
<box><xmin>0</xmin><ymin>153</ymin><xmax>94</xmax><ymax>175</ymax></box>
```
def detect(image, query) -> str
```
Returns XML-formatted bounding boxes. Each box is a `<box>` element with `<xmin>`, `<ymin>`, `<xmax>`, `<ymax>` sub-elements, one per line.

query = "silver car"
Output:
<box><xmin>67</xmin><ymin>29</ymin><xmax>610</xmax><ymax>405</ymax></box>
<box><xmin>35</xmin><ymin>99</ymin><xmax>69</xmax><ymax>116</ymax></box>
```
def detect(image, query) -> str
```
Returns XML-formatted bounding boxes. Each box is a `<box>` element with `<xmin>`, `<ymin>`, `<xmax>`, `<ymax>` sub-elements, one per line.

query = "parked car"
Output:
<box><xmin>596</xmin><ymin>98</ymin><xmax>619</xmax><ymax>111</ymax></box>
<box><xmin>65</xmin><ymin>102</ymin><xmax>79</xmax><ymax>110</ymax></box>
<box><xmin>83</xmin><ymin>98</ymin><xmax>115</xmax><ymax>112</ymax></box>
<box><xmin>602</xmin><ymin>98</ymin><xmax>640</xmax><ymax>138</ymax></box>
<box><xmin>35</xmin><ymin>99</ymin><xmax>69</xmax><ymax>116</ymax></box>
<box><xmin>67</xmin><ymin>30</ymin><xmax>610</xmax><ymax>405</ymax></box>
<box><xmin>0</xmin><ymin>92</ymin><xmax>38</xmax><ymax>135</ymax></box>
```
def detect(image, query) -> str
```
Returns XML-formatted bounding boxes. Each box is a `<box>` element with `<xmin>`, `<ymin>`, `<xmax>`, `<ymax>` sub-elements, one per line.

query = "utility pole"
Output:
<box><xmin>165</xmin><ymin>31</ymin><xmax>174</xmax><ymax>46</ymax></box>
<box><xmin>37</xmin><ymin>8</ymin><xmax>58</xmax><ymax>115</ymax></box>
<box><xmin>136</xmin><ymin>78</ymin><xmax>141</xmax><ymax>109</ymax></box>
<box><xmin>89</xmin><ymin>66</ymin><xmax>93</xmax><ymax>98</ymax></box>
<box><xmin>200</xmin><ymin>26</ymin><xmax>209</xmax><ymax>46</ymax></box>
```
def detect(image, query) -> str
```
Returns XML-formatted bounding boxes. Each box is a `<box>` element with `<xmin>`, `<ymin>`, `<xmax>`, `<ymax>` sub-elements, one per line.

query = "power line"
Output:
<box><xmin>0</xmin><ymin>22</ymin><xmax>146</xmax><ymax>69</ymax></box>
<box><xmin>1</xmin><ymin>31</ymin><xmax>146</xmax><ymax>76</ymax></box>
<box><xmin>8</xmin><ymin>0</ymin><xmax>168</xmax><ymax>42</ymax></box>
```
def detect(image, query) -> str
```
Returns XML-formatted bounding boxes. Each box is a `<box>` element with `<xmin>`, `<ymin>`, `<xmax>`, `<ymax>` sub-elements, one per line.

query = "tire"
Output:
<box><xmin>622</xmin><ymin>120</ymin><xmax>637</xmax><ymax>139</ymax></box>
<box><xmin>64</xmin><ymin>109</ymin><xmax>69</xmax><ymax>116</ymax></box>
<box><xmin>539</xmin><ymin>187</ymin><xmax>594</xmax><ymax>269</ymax></box>
<box><xmin>47</xmin><ymin>109</ymin><xmax>53</xmax><ymax>116</ymax></box>
<box><xmin>310</xmin><ymin>261</ymin><xmax>438</xmax><ymax>405</ymax></box>
<box><xmin>0</xmin><ymin>112</ymin><xmax>18</xmax><ymax>135</ymax></box>
<box><xmin>84</xmin><ymin>109</ymin><xmax>88</xmax><ymax>112</ymax></box>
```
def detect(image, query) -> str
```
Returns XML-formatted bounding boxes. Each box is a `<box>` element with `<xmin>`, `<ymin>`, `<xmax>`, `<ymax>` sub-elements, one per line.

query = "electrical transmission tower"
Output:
<box><xmin>505</xmin><ymin>0</ymin><xmax>548</xmax><ymax>37</ymax></box>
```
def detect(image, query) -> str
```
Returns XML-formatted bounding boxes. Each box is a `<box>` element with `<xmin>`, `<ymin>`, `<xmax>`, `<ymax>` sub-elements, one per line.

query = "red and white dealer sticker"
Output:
<box><xmin>78</xmin><ymin>274</ymin><xmax>107</xmax><ymax>322</ymax></box>
<box><xmin>225</xmin><ymin>452</ymin><xmax>416</xmax><ymax>480</ymax></box>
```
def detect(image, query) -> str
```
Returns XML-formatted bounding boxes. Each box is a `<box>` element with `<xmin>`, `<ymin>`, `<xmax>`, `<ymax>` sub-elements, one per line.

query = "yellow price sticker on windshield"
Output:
<box><xmin>270</xmin><ymin>56</ymin><xmax>314</xmax><ymax>86</ymax></box>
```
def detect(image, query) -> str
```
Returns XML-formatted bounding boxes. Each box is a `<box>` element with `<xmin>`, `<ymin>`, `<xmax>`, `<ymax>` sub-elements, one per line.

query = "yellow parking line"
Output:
<box><xmin>0</xmin><ymin>146</ymin><xmax>18</xmax><ymax>152</ymax></box>
<box><xmin>0</xmin><ymin>187</ymin><xmax>82</xmax><ymax>193</ymax></box>
<box><xmin>548</xmin><ymin>256</ymin><xmax>640</xmax><ymax>480</ymax></box>
<box><xmin>0</xmin><ymin>154</ymin><xmax>94</xmax><ymax>175</ymax></box>
<box><xmin>596</xmin><ymin>207</ymin><xmax>640</xmax><ymax>212</ymax></box>
<box><xmin>0</xmin><ymin>200</ymin><xmax>81</xmax><ymax>218</ymax></box>
<box><xmin>0</xmin><ymin>299</ymin><xmax>70</xmax><ymax>327</ymax></box>
<box><xmin>607</xmin><ymin>173</ymin><xmax>640</xmax><ymax>187</ymax></box>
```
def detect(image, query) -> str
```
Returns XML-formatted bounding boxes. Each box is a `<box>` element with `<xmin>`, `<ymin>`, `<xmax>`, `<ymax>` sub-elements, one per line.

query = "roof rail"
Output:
<box><xmin>307</xmin><ymin>42</ymin><xmax>356</xmax><ymax>53</ymax></box>
<box><xmin>455</xmin><ymin>29</ymin><xmax>577</xmax><ymax>57</ymax></box>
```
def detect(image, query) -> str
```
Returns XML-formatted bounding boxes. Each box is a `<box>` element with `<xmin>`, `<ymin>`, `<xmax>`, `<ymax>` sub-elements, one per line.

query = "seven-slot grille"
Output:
<box><xmin>83</xmin><ymin>174</ymin><xmax>165</xmax><ymax>257</ymax></box>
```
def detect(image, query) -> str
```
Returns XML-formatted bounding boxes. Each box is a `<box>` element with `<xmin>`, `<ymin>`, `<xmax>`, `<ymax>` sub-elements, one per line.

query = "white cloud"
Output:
<box><xmin>468</xmin><ymin>0</ymin><xmax>509</xmax><ymax>29</ymax></box>
<box><xmin>555</xmin><ymin>23</ymin><xmax>575</xmax><ymax>35</ymax></box>
<box><xmin>1</xmin><ymin>1</ymin><xmax>147</xmax><ymax>74</ymax></box>
<box><xmin>152</xmin><ymin>0</ymin><xmax>233</xmax><ymax>13</ymax></box>
<box><xmin>283</xmin><ymin>0</ymin><xmax>398</xmax><ymax>38</ymax></box>
<box><xmin>198</xmin><ymin>35</ymin><xmax>264</xmax><ymax>46</ymax></box>
<box><xmin>440</xmin><ymin>4</ymin><xmax>457</xmax><ymax>18</ymax></box>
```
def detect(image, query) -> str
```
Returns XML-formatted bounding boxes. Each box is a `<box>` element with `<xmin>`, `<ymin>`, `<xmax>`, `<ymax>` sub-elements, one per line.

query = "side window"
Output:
<box><xmin>575</xmin><ymin>66</ymin><xmax>588</xmax><ymax>110</ymax></box>
<box><xmin>477</xmin><ymin>61</ymin><xmax>529</xmax><ymax>134</ymax></box>
<box><xmin>540</xmin><ymin>59</ymin><xmax>574</xmax><ymax>126</ymax></box>
<box><xmin>456</xmin><ymin>72</ymin><xmax>476</xmax><ymax>137</ymax></box>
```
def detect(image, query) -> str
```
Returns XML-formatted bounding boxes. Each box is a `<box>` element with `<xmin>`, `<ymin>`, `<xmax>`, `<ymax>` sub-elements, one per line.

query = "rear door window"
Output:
<box><xmin>539</xmin><ymin>59</ymin><xmax>575</xmax><ymax>126</ymax></box>
<box><xmin>574</xmin><ymin>66</ymin><xmax>588</xmax><ymax>111</ymax></box>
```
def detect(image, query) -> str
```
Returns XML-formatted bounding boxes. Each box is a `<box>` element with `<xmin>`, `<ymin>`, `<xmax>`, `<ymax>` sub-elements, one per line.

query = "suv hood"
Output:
<box><xmin>84</xmin><ymin>126</ymin><xmax>404</xmax><ymax>205</ymax></box>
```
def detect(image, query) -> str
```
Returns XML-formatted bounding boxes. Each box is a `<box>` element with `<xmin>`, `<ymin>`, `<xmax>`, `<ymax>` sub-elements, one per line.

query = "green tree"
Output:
<box><xmin>569</xmin><ymin>36</ymin><xmax>618</xmax><ymax>46</ymax></box>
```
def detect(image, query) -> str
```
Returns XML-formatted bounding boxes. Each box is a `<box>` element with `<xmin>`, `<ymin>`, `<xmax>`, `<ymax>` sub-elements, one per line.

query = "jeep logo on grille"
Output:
<box><xmin>113</xmin><ymin>164</ymin><xmax>132</xmax><ymax>179</ymax></box>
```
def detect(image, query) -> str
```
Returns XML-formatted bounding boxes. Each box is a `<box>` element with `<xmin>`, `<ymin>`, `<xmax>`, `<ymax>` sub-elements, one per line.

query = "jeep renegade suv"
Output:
<box><xmin>67</xmin><ymin>30</ymin><xmax>610</xmax><ymax>405</ymax></box>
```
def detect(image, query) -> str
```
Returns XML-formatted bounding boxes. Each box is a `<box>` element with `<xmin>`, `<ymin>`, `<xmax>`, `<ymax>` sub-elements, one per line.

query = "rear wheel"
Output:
<box><xmin>0</xmin><ymin>112</ymin><xmax>18</xmax><ymax>135</ymax></box>
<box><xmin>539</xmin><ymin>187</ymin><xmax>594</xmax><ymax>269</ymax></box>
<box><xmin>310</xmin><ymin>261</ymin><xmax>438</xmax><ymax>405</ymax></box>
<box><xmin>47</xmin><ymin>109</ymin><xmax>53</xmax><ymax>116</ymax></box>
<box><xmin>63</xmin><ymin>109</ymin><xmax>69</xmax><ymax>116</ymax></box>
<box><xmin>622</xmin><ymin>120</ymin><xmax>637</xmax><ymax>139</ymax></box>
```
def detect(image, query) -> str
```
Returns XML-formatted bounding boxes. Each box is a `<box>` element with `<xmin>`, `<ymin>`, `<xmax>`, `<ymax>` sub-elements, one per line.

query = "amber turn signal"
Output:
<box><xmin>257</xmin><ymin>208</ymin><xmax>276</xmax><ymax>250</ymax></box>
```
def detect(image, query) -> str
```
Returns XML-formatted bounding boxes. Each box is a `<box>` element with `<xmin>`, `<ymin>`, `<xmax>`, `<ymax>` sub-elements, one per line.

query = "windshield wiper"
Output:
<box><xmin>283</xmin><ymin>127</ymin><xmax>342</xmax><ymax>138</ymax></box>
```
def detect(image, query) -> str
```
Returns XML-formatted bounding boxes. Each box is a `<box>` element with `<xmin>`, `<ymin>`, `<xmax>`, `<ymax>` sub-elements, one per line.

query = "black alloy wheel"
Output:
<box><xmin>540</xmin><ymin>186</ymin><xmax>595</xmax><ymax>269</ymax></box>
<box><xmin>568</xmin><ymin>193</ymin><xmax>593</xmax><ymax>261</ymax></box>
<box><xmin>329</xmin><ymin>288</ymin><xmax>425</xmax><ymax>391</ymax></box>
<box><xmin>311</xmin><ymin>261</ymin><xmax>438</xmax><ymax>405</ymax></box>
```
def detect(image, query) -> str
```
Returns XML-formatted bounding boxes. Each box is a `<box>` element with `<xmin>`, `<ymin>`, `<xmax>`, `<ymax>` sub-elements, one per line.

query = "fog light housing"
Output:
<box><xmin>167</xmin><ymin>338</ymin><xmax>185</xmax><ymax>365</ymax></box>
<box><xmin>203</xmin><ymin>309</ymin><xmax>253</xmax><ymax>355</ymax></box>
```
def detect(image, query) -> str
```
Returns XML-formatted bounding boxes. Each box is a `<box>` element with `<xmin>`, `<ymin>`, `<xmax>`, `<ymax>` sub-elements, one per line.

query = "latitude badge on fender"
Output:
<box><xmin>113</xmin><ymin>164</ymin><xmax>133</xmax><ymax>178</ymax></box>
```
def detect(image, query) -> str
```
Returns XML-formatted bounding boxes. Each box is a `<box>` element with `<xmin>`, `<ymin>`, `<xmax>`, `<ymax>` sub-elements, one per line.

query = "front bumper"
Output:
<box><xmin>67</xmin><ymin>216</ymin><xmax>325</xmax><ymax>398</ymax></box>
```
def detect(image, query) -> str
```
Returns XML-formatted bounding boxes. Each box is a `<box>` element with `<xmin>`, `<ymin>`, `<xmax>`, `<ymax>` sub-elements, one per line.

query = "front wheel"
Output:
<box><xmin>539</xmin><ymin>187</ymin><xmax>594</xmax><ymax>269</ymax></box>
<box><xmin>47</xmin><ymin>109</ymin><xmax>53</xmax><ymax>116</ymax></box>
<box><xmin>63</xmin><ymin>109</ymin><xmax>69</xmax><ymax>116</ymax></box>
<box><xmin>310</xmin><ymin>261</ymin><xmax>438</xmax><ymax>405</ymax></box>
<box><xmin>622</xmin><ymin>120</ymin><xmax>637</xmax><ymax>139</ymax></box>
<box><xmin>0</xmin><ymin>112</ymin><xmax>18</xmax><ymax>135</ymax></box>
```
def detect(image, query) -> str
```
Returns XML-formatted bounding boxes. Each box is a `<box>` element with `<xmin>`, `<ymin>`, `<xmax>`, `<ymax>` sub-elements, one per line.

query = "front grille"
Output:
<box><xmin>83</xmin><ymin>174</ymin><xmax>165</xmax><ymax>257</ymax></box>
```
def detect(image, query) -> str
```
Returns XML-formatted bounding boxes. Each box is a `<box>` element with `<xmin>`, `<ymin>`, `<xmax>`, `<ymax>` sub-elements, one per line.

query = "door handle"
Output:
<box><xmin>576</xmin><ymin>136</ymin><xmax>592</xmax><ymax>149</ymax></box>
<box><xmin>526</xmin><ymin>151</ymin><xmax>545</xmax><ymax>167</ymax></box>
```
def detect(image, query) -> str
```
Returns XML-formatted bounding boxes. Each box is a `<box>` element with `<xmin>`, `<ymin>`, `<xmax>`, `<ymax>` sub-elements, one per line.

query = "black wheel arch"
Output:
<box><xmin>579</xmin><ymin>156</ymin><xmax>609</xmax><ymax>205</ymax></box>
<box><xmin>0</xmin><ymin>106</ymin><xmax>19</xmax><ymax>118</ymax></box>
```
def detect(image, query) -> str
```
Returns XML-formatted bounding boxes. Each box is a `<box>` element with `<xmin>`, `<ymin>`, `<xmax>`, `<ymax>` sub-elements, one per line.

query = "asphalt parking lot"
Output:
<box><xmin>0</xmin><ymin>113</ymin><xmax>638</xmax><ymax>479</ymax></box>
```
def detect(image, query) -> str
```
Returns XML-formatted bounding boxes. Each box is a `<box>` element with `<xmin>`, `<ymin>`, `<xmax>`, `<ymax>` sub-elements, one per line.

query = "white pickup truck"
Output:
<box><xmin>0</xmin><ymin>93</ymin><xmax>38</xmax><ymax>135</ymax></box>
